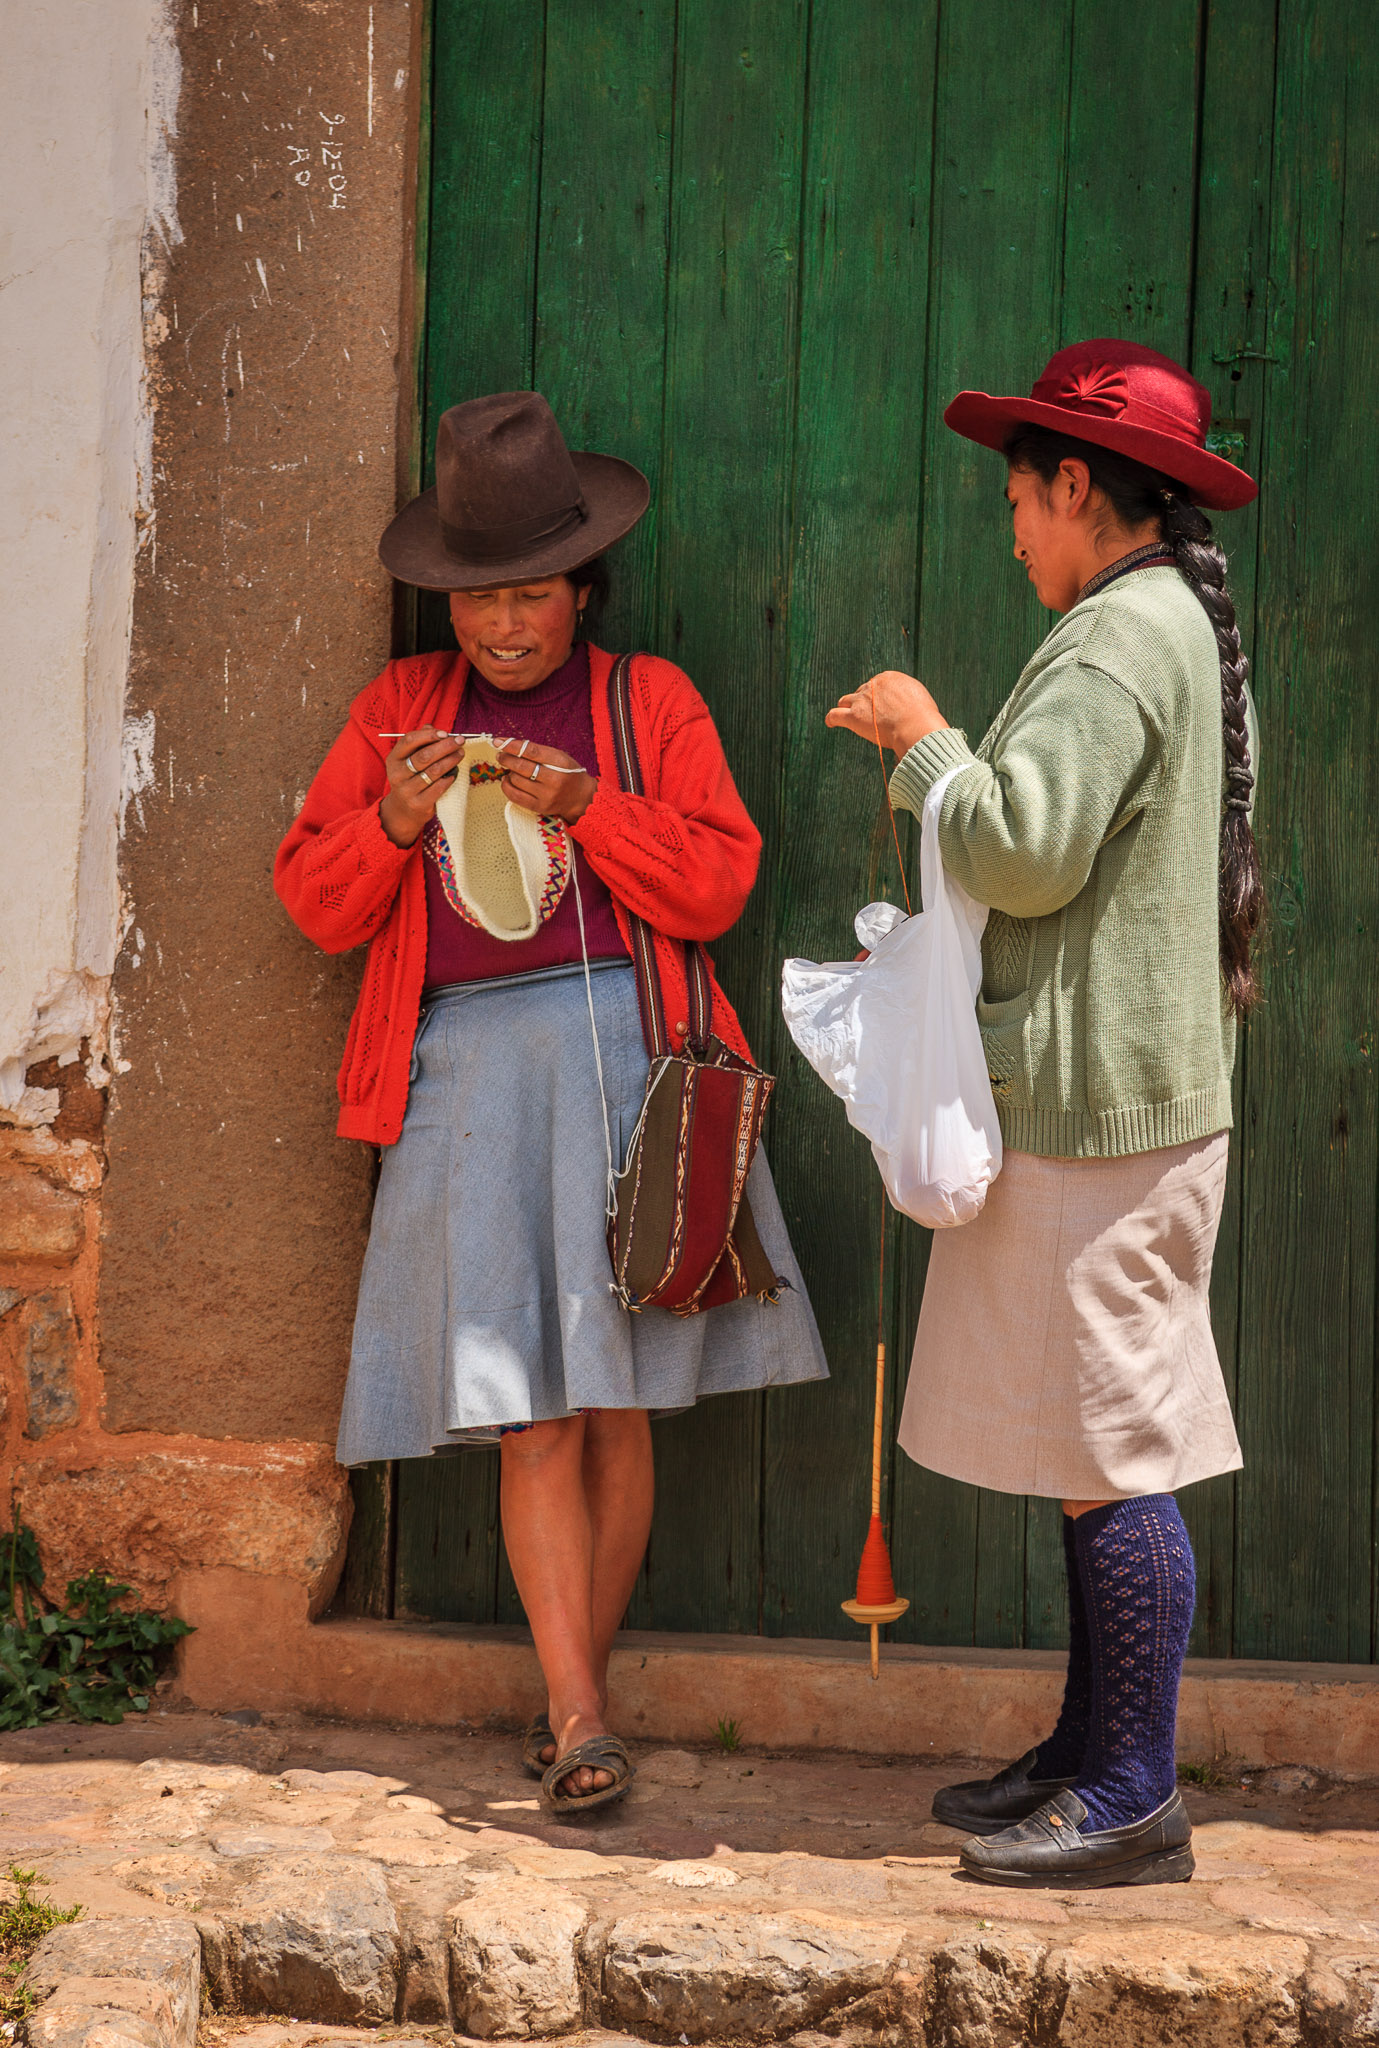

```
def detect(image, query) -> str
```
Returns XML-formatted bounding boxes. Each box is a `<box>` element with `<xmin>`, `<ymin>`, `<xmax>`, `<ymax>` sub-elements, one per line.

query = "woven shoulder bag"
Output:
<box><xmin>603</xmin><ymin>653</ymin><xmax>782</xmax><ymax>1316</ymax></box>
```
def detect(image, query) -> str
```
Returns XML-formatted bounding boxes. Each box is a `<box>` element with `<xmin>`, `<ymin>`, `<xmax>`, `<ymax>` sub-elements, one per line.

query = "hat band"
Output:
<box><xmin>439</xmin><ymin>493</ymin><xmax>589</xmax><ymax>564</ymax></box>
<box><xmin>1032</xmin><ymin>365</ymin><xmax>1205</xmax><ymax>450</ymax></box>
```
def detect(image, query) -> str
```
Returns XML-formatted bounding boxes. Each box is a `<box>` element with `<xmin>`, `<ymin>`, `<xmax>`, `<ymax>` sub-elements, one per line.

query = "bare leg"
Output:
<box><xmin>499</xmin><ymin>1409</ymin><xmax>653</xmax><ymax>1797</ymax></box>
<box><xmin>1062</xmin><ymin>1498</ymin><xmax>1113</xmax><ymax>1517</ymax></box>
<box><xmin>584</xmin><ymin>1407</ymin><xmax>655</xmax><ymax>1688</ymax></box>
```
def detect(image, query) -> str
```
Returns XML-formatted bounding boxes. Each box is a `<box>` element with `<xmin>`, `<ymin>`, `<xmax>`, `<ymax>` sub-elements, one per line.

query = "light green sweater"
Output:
<box><xmin>890</xmin><ymin>565</ymin><xmax>1253</xmax><ymax>1160</ymax></box>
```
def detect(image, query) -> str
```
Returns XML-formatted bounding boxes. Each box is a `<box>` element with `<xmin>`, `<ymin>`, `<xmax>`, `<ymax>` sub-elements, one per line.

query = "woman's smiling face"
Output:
<box><xmin>448</xmin><ymin>575</ymin><xmax>592</xmax><ymax>691</ymax></box>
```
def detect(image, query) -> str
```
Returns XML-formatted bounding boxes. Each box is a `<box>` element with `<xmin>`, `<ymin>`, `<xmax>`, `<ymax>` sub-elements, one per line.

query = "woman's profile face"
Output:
<box><xmin>448</xmin><ymin>576</ymin><xmax>592</xmax><ymax>692</ymax></box>
<box><xmin>1005</xmin><ymin>461</ymin><xmax>1089</xmax><ymax>614</ymax></box>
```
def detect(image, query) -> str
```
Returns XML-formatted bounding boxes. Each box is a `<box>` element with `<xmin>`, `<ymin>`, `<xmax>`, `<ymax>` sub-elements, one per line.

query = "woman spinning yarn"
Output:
<box><xmin>827</xmin><ymin>340</ymin><xmax>1261</xmax><ymax>1888</ymax></box>
<box><xmin>277</xmin><ymin>392</ymin><xmax>826</xmax><ymax>1816</ymax></box>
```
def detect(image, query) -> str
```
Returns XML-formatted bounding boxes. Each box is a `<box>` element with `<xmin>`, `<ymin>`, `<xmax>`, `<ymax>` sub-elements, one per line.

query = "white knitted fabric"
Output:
<box><xmin>432</xmin><ymin>737</ymin><xmax>570</xmax><ymax>941</ymax></box>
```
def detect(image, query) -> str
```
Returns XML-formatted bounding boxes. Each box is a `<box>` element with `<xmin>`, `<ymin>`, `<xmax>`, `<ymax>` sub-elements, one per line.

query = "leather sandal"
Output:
<box><xmin>959</xmin><ymin>1787</ymin><xmax>1194</xmax><ymax>1888</ymax></box>
<box><xmin>521</xmin><ymin>1714</ymin><xmax>556</xmax><ymax>1779</ymax></box>
<box><xmin>540</xmin><ymin>1733</ymin><xmax>635</xmax><ymax>1816</ymax></box>
<box><xmin>932</xmin><ymin>1747</ymin><xmax>1076</xmax><ymax>1836</ymax></box>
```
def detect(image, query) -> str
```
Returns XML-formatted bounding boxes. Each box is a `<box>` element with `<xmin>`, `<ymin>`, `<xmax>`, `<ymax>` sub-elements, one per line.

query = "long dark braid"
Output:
<box><xmin>1004</xmin><ymin>423</ymin><xmax>1264</xmax><ymax>1015</ymax></box>
<box><xmin>1157</xmin><ymin>493</ymin><xmax>1263</xmax><ymax>1014</ymax></box>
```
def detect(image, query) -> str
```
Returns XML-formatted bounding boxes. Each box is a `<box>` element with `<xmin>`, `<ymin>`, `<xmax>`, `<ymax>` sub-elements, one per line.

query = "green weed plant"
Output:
<box><xmin>0</xmin><ymin>1510</ymin><xmax>192</xmax><ymax>1730</ymax></box>
<box><xmin>0</xmin><ymin>1866</ymin><xmax>82</xmax><ymax>2024</ymax></box>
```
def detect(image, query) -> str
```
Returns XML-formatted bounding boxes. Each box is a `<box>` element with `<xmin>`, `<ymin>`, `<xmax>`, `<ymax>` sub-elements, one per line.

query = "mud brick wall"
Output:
<box><xmin>7</xmin><ymin>0</ymin><xmax>418</xmax><ymax>1634</ymax></box>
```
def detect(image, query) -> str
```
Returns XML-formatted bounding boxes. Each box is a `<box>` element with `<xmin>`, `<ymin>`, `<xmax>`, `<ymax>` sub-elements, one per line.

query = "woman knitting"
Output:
<box><xmin>827</xmin><ymin>340</ymin><xmax>1261</xmax><ymax>1888</ymax></box>
<box><xmin>277</xmin><ymin>391</ymin><xmax>826</xmax><ymax>1815</ymax></box>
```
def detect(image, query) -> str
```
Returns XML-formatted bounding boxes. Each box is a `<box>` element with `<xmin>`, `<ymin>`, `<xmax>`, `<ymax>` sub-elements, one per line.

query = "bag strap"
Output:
<box><xmin>607</xmin><ymin>653</ymin><xmax>713</xmax><ymax>1058</ymax></box>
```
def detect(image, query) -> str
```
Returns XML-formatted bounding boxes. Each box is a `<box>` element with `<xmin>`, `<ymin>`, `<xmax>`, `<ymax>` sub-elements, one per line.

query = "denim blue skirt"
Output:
<box><xmin>336</xmin><ymin>962</ymin><xmax>829</xmax><ymax>1461</ymax></box>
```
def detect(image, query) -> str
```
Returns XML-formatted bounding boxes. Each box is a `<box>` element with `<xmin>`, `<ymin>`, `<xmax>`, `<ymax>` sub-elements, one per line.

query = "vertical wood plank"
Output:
<box><xmin>392</xmin><ymin>0</ymin><xmax>549</xmax><ymax>1624</ymax></box>
<box><xmin>422</xmin><ymin>0</ymin><xmax>545</xmax><ymax>430</ymax></box>
<box><xmin>760</xmin><ymin>0</ymin><xmax>939</xmax><ymax>1641</ymax></box>
<box><xmin>1180</xmin><ymin>0</ymin><xmax>1279</xmax><ymax>1658</ymax></box>
<box><xmin>624</xmin><ymin>0</ymin><xmax>809</xmax><ymax>1635</ymax></box>
<box><xmin>1232</xmin><ymin>0</ymin><xmax>1379</xmax><ymax>1662</ymax></box>
<box><xmin>338</xmin><ymin>1464</ymin><xmax>395</xmax><ymax>1618</ymax></box>
<box><xmin>492</xmin><ymin>0</ymin><xmax>677</xmax><ymax>1628</ymax></box>
<box><xmin>394</xmin><ymin>1452</ymin><xmax>502</xmax><ymax>1624</ymax></box>
<box><xmin>530</xmin><ymin>0</ymin><xmax>675</xmax><ymax>654</ymax></box>
<box><xmin>1058</xmin><ymin>0</ymin><xmax>1202</xmax><ymax>347</ymax></box>
<box><xmin>1018</xmin><ymin>0</ymin><xmax>1205</xmax><ymax>1646</ymax></box>
<box><xmin>890</xmin><ymin>0</ymin><xmax>1075</xmax><ymax>1649</ymax></box>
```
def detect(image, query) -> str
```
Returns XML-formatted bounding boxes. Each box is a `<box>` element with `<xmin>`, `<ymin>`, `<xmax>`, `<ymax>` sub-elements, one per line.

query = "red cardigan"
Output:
<box><xmin>274</xmin><ymin>644</ymin><xmax>762</xmax><ymax>1145</ymax></box>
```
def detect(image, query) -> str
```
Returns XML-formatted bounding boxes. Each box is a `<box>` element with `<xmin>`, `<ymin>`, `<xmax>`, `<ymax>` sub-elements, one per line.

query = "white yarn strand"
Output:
<box><xmin>572</xmin><ymin>855</ymin><xmax>618</xmax><ymax>1223</ymax></box>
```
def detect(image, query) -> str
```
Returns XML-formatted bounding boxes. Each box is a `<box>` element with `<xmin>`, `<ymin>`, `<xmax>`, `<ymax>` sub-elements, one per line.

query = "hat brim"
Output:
<box><xmin>943</xmin><ymin>392</ymin><xmax>1258</xmax><ymax>512</ymax></box>
<box><xmin>378</xmin><ymin>451</ymin><xmax>651</xmax><ymax>590</ymax></box>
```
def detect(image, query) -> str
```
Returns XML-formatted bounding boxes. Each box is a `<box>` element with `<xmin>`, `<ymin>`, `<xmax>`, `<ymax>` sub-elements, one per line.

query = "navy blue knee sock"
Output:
<box><xmin>1031</xmin><ymin>1513</ymin><xmax>1090</xmax><ymax>1781</ymax></box>
<box><xmin>1072</xmin><ymin>1494</ymin><xmax>1195</xmax><ymax>1832</ymax></box>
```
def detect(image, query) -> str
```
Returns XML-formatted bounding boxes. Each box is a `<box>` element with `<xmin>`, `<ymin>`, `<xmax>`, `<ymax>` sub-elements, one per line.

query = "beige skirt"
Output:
<box><xmin>897</xmin><ymin>1133</ymin><xmax>1242</xmax><ymax>1500</ymax></box>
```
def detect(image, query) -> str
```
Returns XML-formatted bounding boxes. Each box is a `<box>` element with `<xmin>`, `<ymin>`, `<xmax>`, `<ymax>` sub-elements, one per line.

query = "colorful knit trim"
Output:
<box><xmin>423</xmin><ymin>810</ymin><xmax>572</xmax><ymax>931</ymax></box>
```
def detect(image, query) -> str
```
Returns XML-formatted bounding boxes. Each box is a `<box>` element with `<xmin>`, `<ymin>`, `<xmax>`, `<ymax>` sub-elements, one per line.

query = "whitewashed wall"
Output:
<box><xmin>0</xmin><ymin>0</ymin><xmax>177</xmax><ymax>1122</ymax></box>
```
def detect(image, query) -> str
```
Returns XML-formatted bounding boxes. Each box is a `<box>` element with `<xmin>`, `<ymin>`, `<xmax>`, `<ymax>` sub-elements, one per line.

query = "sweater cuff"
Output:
<box><xmin>889</xmin><ymin>726</ymin><xmax>975</xmax><ymax>819</ymax></box>
<box><xmin>569</xmin><ymin>782</ymin><xmax>623</xmax><ymax>857</ymax></box>
<box><xmin>358</xmin><ymin>799</ymin><xmax>417</xmax><ymax>873</ymax></box>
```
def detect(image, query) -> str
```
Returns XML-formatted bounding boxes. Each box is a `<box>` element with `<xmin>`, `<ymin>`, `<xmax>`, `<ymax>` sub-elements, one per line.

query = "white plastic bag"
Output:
<box><xmin>781</xmin><ymin>767</ymin><xmax>1002</xmax><ymax>1228</ymax></box>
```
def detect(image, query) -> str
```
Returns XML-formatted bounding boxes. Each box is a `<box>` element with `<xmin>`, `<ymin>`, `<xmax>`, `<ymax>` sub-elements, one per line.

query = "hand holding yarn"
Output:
<box><xmin>379</xmin><ymin>727</ymin><xmax>462</xmax><ymax>847</ymax></box>
<box><xmin>825</xmin><ymin>670</ymin><xmax>949</xmax><ymax>756</ymax></box>
<box><xmin>495</xmin><ymin>737</ymin><xmax>598</xmax><ymax>824</ymax></box>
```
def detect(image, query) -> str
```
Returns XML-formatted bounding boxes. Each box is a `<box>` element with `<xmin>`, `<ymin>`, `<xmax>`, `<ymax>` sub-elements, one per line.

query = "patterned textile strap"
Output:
<box><xmin>607</xmin><ymin>654</ymin><xmax>713</xmax><ymax>1057</ymax></box>
<box><xmin>1075</xmin><ymin>543</ymin><xmax>1178</xmax><ymax>605</ymax></box>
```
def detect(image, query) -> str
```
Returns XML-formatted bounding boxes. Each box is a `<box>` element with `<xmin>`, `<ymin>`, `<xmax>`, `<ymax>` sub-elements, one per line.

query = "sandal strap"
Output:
<box><xmin>521</xmin><ymin>1714</ymin><xmax>556</xmax><ymax>1775</ymax></box>
<box><xmin>541</xmin><ymin>1734</ymin><xmax>632</xmax><ymax>1799</ymax></box>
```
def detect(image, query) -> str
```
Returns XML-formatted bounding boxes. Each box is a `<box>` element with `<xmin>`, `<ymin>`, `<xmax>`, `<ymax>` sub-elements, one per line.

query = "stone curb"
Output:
<box><xmin>21</xmin><ymin>1887</ymin><xmax>1379</xmax><ymax>2047</ymax></box>
<box><xmin>20</xmin><ymin>1918</ymin><xmax>201</xmax><ymax>2048</ymax></box>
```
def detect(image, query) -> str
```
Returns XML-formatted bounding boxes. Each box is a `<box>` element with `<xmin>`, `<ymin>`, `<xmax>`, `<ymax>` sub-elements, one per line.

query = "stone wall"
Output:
<box><xmin>4</xmin><ymin>0</ymin><xmax>419</xmax><ymax>1632</ymax></box>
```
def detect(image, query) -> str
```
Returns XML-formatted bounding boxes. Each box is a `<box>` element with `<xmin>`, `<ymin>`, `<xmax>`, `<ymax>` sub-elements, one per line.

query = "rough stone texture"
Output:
<box><xmin>26</xmin><ymin>1917</ymin><xmax>201</xmax><ymax>2048</ymax></box>
<box><xmin>601</xmin><ymin>1906</ymin><xmax>904</xmax><ymax>2042</ymax></box>
<box><xmin>111</xmin><ymin>1855</ymin><xmax>218</xmax><ymax>1908</ymax></box>
<box><xmin>22</xmin><ymin>1977</ymin><xmax>177</xmax><ymax>2048</ymax></box>
<box><xmin>911</xmin><ymin>1930</ymin><xmax>1048</xmax><ymax>2047</ymax></box>
<box><xmin>209</xmin><ymin>1826</ymin><xmax>336</xmax><ymax>1857</ymax></box>
<box><xmin>24</xmin><ymin>1990</ymin><xmax>167</xmax><ymax>2048</ymax></box>
<box><xmin>99</xmin><ymin>0</ymin><xmax>415</xmax><ymax>1443</ymax></box>
<box><xmin>168</xmin><ymin>1605</ymin><xmax>1379</xmax><ymax>1778</ymax></box>
<box><xmin>450</xmin><ymin>1886</ymin><xmax>589</xmax><ymax>2039</ymax></box>
<box><xmin>1039</xmin><ymin>1926</ymin><xmax>1307</xmax><ymax>2046</ymax></box>
<box><xmin>2</xmin><ymin>1711</ymin><xmax>1377</xmax><ymax>2046</ymax></box>
<box><xmin>1302</xmin><ymin>1953</ymin><xmax>1379</xmax><ymax>2044</ymax></box>
<box><xmin>15</xmin><ymin>1448</ymin><xmax>349</xmax><ymax>1613</ymax></box>
<box><xmin>0</xmin><ymin>1171</ymin><xmax>84</xmax><ymax>1262</ymax></box>
<box><xmin>0</xmin><ymin>1284</ymin><xmax>22</xmax><ymax>1315</ymax></box>
<box><xmin>21</xmin><ymin>1288</ymin><xmax>80</xmax><ymax>1437</ymax></box>
<box><xmin>136</xmin><ymin>1760</ymin><xmax>258</xmax><ymax>1791</ymax></box>
<box><xmin>198</xmin><ymin>1854</ymin><xmax>399</xmax><ymax>2022</ymax></box>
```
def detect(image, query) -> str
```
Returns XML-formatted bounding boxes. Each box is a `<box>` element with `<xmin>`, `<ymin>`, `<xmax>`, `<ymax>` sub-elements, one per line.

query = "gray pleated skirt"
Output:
<box><xmin>336</xmin><ymin>961</ymin><xmax>829</xmax><ymax>1463</ymax></box>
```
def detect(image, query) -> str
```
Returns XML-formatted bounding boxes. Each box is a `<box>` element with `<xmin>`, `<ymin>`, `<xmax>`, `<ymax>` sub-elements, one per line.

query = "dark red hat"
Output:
<box><xmin>944</xmin><ymin>339</ymin><xmax>1257</xmax><ymax>511</ymax></box>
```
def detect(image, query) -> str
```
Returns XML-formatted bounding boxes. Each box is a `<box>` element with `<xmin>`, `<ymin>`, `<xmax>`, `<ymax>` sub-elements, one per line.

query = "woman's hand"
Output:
<box><xmin>495</xmin><ymin>738</ymin><xmax>598</xmax><ymax>825</ymax></box>
<box><xmin>379</xmin><ymin>728</ymin><xmax>462</xmax><ymax>847</ymax></box>
<box><xmin>825</xmin><ymin>670</ymin><xmax>949</xmax><ymax>756</ymax></box>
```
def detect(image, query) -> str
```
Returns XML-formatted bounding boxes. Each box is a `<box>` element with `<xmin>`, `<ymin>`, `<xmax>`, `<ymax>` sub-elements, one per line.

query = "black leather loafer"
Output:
<box><xmin>931</xmin><ymin>1748</ymin><xmax>1077</xmax><ymax>1837</ymax></box>
<box><xmin>959</xmin><ymin>1787</ymin><xmax>1194</xmax><ymax>1888</ymax></box>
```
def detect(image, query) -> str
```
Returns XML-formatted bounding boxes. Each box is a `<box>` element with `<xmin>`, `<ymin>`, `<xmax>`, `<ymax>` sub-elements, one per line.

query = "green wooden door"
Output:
<box><xmin>342</xmin><ymin>0</ymin><xmax>1379</xmax><ymax>1665</ymax></box>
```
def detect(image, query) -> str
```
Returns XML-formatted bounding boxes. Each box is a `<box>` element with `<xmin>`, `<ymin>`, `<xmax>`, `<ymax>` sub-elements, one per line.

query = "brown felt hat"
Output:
<box><xmin>379</xmin><ymin>390</ymin><xmax>650</xmax><ymax>590</ymax></box>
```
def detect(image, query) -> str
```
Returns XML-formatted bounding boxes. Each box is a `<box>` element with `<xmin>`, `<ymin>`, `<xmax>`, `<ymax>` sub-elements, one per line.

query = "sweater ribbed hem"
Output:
<box><xmin>888</xmin><ymin>726</ymin><xmax>975</xmax><ymax>816</ymax></box>
<box><xmin>998</xmin><ymin>1086</ymin><xmax>1233</xmax><ymax>1160</ymax></box>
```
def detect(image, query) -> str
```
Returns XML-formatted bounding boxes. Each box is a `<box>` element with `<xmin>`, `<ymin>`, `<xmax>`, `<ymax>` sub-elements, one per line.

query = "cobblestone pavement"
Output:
<box><xmin>4</xmin><ymin>1707</ymin><xmax>1377</xmax><ymax>2044</ymax></box>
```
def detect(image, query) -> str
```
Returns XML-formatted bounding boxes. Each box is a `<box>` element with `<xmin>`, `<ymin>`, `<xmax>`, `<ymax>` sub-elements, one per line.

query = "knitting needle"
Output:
<box><xmin>376</xmin><ymin>734</ymin><xmax>588</xmax><ymax>773</ymax></box>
